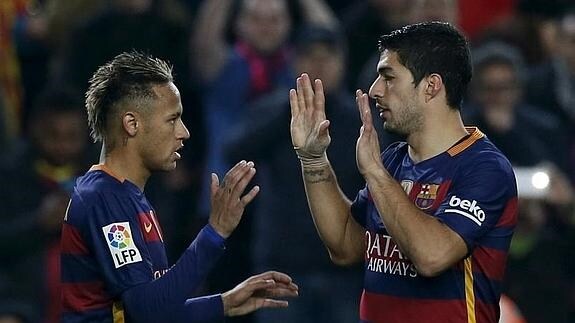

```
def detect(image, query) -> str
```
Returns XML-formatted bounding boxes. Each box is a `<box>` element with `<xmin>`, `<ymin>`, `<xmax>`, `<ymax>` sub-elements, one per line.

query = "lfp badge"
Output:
<box><xmin>102</xmin><ymin>222</ymin><xmax>142</xmax><ymax>268</ymax></box>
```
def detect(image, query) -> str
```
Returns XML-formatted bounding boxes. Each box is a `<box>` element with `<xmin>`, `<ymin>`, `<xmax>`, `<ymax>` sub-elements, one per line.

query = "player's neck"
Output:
<box><xmin>406</xmin><ymin>110</ymin><xmax>467</xmax><ymax>163</ymax></box>
<box><xmin>100</xmin><ymin>146</ymin><xmax>150</xmax><ymax>191</ymax></box>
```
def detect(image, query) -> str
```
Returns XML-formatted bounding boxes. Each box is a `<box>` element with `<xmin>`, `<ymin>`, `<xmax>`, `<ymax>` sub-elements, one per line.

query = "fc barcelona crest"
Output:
<box><xmin>415</xmin><ymin>184</ymin><xmax>440</xmax><ymax>210</ymax></box>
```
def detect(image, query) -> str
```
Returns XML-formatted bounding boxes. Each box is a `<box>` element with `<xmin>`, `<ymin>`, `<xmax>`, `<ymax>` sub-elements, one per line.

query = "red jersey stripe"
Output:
<box><xmin>496</xmin><ymin>197</ymin><xmax>518</xmax><ymax>227</ymax></box>
<box><xmin>61</xmin><ymin>281</ymin><xmax>111</xmax><ymax>311</ymax></box>
<box><xmin>61</xmin><ymin>223</ymin><xmax>89</xmax><ymax>255</ymax></box>
<box><xmin>472</xmin><ymin>246</ymin><xmax>508</xmax><ymax>281</ymax></box>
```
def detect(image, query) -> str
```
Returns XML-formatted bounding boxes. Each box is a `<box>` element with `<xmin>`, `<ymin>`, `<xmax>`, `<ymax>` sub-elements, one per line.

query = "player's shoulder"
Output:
<box><xmin>455</xmin><ymin>135</ymin><xmax>515</xmax><ymax>185</ymax></box>
<box><xmin>74</xmin><ymin>169</ymin><xmax>128</xmax><ymax>202</ymax></box>
<box><xmin>67</xmin><ymin>169</ymin><xmax>131</xmax><ymax>221</ymax></box>
<box><xmin>462</xmin><ymin>136</ymin><xmax>512</xmax><ymax>166</ymax></box>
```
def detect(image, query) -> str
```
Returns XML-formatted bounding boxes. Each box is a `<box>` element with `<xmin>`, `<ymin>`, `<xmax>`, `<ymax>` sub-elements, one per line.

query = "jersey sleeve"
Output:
<box><xmin>122</xmin><ymin>225</ymin><xmax>226</xmax><ymax>323</ymax></box>
<box><xmin>82</xmin><ymin>189</ymin><xmax>154</xmax><ymax>296</ymax></box>
<box><xmin>351</xmin><ymin>186</ymin><xmax>369</xmax><ymax>228</ymax></box>
<box><xmin>77</xmin><ymin>189</ymin><xmax>226</xmax><ymax>322</ymax></box>
<box><xmin>434</xmin><ymin>158</ymin><xmax>517</xmax><ymax>252</ymax></box>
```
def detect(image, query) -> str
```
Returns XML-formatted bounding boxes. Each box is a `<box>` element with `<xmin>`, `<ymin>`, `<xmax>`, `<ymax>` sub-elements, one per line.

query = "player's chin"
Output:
<box><xmin>383</xmin><ymin>121</ymin><xmax>400</xmax><ymax>134</ymax></box>
<box><xmin>156</xmin><ymin>160</ymin><xmax>178</xmax><ymax>172</ymax></box>
<box><xmin>166</xmin><ymin>161</ymin><xmax>178</xmax><ymax>171</ymax></box>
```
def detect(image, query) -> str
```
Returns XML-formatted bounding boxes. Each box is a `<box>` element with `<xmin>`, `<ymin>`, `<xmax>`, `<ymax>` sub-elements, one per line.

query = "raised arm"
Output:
<box><xmin>121</xmin><ymin>161</ymin><xmax>261</xmax><ymax>322</ymax></box>
<box><xmin>298</xmin><ymin>0</ymin><xmax>339</xmax><ymax>30</ymax></box>
<box><xmin>289</xmin><ymin>74</ymin><xmax>365</xmax><ymax>266</ymax></box>
<box><xmin>355</xmin><ymin>90</ymin><xmax>468</xmax><ymax>277</ymax></box>
<box><xmin>191</xmin><ymin>0</ymin><xmax>233</xmax><ymax>83</ymax></box>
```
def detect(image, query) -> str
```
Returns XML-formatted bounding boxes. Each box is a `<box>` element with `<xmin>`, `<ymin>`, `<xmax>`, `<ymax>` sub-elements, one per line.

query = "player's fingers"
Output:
<box><xmin>210</xmin><ymin>173</ymin><xmax>219</xmax><ymax>197</ymax></box>
<box><xmin>289</xmin><ymin>89</ymin><xmax>300</xmax><ymax>117</ymax></box>
<box><xmin>223</xmin><ymin>160</ymin><xmax>254</xmax><ymax>192</ymax></box>
<box><xmin>229</xmin><ymin>162</ymin><xmax>256</xmax><ymax>199</ymax></box>
<box><xmin>258</xmin><ymin>299</ymin><xmax>289</xmax><ymax>309</ymax></box>
<box><xmin>356</xmin><ymin>90</ymin><xmax>367</xmax><ymax>124</ymax></box>
<box><xmin>359</xmin><ymin>92</ymin><xmax>374</xmax><ymax>130</ymax></box>
<box><xmin>318</xmin><ymin>119</ymin><xmax>330</xmax><ymax>138</ymax></box>
<box><xmin>244</xmin><ymin>279</ymin><xmax>277</xmax><ymax>295</ymax></box>
<box><xmin>263</xmin><ymin>287</ymin><xmax>299</xmax><ymax>298</ymax></box>
<box><xmin>274</xmin><ymin>281</ymin><xmax>299</xmax><ymax>291</ymax></box>
<box><xmin>359</xmin><ymin>125</ymin><xmax>365</xmax><ymax>137</ymax></box>
<box><xmin>222</xmin><ymin>160</ymin><xmax>247</xmax><ymax>188</ymax></box>
<box><xmin>257</xmin><ymin>271</ymin><xmax>295</xmax><ymax>286</ymax></box>
<box><xmin>240</xmin><ymin>185</ymin><xmax>260</xmax><ymax>207</ymax></box>
<box><xmin>296</xmin><ymin>76</ymin><xmax>307</xmax><ymax>112</ymax></box>
<box><xmin>300</xmin><ymin>74</ymin><xmax>315</xmax><ymax>112</ymax></box>
<box><xmin>313</xmin><ymin>79</ymin><xmax>326</xmax><ymax>118</ymax></box>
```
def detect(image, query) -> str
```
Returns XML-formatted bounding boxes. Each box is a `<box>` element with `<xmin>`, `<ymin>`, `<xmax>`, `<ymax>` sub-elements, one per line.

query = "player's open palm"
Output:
<box><xmin>208</xmin><ymin>160</ymin><xmax>260</xmax><ymax>238</ymax></box>
<box><xmin>289</xmin><ymin>73</ymin><xmax>331</xmax><ymax>157</ymax></box>
<box><xmin>356</xmin><ymin>90</ymin><xmax>383</xmax><ymax>176</ymax></box>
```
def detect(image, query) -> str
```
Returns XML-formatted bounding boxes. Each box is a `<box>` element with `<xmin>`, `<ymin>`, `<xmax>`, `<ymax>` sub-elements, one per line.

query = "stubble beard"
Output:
<box><xmin>383</xmin><ymin>101</ymin><xmax>423</xmax><ymax>137</ymax></box>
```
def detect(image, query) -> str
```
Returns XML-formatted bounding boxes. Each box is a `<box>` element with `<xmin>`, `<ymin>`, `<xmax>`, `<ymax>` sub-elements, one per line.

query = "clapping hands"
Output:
<box><xmin>208</xmin><ymin>160</ymin><xmax>260</xmax><ymax>238</ymax></box>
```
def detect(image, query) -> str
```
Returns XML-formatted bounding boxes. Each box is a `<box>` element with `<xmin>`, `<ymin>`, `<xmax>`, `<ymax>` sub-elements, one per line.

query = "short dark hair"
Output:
<box><xmin>86</xmin><ymin>51</ymin><xmax>173</xmax><ymax>143</ymax></box>
<box><xmin>378</xmin><ymin>21</ymin><xmax>472</xmax><ymax>109</ymax></box>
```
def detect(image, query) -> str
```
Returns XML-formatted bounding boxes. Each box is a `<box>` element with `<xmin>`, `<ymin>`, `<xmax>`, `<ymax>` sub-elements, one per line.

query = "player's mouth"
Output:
<box><xmin>174</xmin><ymin>145</ymin><xmax>184</xmax><ymax>159</ymax></box>
<box><xmin>376</xmin><ymin>103</ymin><xmax>390</xmax><ymax>119</ymax></box>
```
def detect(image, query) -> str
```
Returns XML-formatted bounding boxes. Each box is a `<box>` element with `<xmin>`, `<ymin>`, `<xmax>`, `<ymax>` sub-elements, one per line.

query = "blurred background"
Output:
<box><xmin>0</xmin><ymin>0</ymin><xmax>574</xmax><ymax>322</ymax></box>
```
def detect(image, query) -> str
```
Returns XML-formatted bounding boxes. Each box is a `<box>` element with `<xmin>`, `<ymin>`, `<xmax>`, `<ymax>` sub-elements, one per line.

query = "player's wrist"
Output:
<box><xmin>208</xmin><ymin>220</ymin><xmax>232</xmax><ymax>239</ymax></box>
<box><xmin>204</xmin><ymin>223</ymin><xmax>227</xmax><ymax>246</ymax></box>
<box><xmin>294</xmin><ymin>147</ymin><xmax>329</xmax><ymax>169</ymax></box>
<box><xmin>221</xmin><ymin>291</ymin><xmax>231</xmax><ymax>316</ymax></box>
<box><xmin>362</xmin><ymin>164</ymin><xmax>390</xmax><ymax>184</ymax></box>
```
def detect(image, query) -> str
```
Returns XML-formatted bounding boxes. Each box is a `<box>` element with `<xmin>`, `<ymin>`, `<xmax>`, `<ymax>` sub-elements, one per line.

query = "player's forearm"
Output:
<box><xmin>363</xmin><ymin>167</ymin><xmax>466</xmax><ymax>276</ymax></box>
<box><xmin>192</xmin><ymin>0</ymin><xmax>231</xmax><ymax>81</ymax></box>
<box><xmin>182</xmin><ymin>295</ymin><xmax>225</xmax><ymax>322</ymax></box>
<box><xmin>122</xmin><ymin>225</ymin><xmax>226</xmax><ymax>321</ymax></box>
<box><xmin>124</xmin><ymin>292</ymin><xmax>224</xmax><ymax>323</ymax></box>
<box><xmin>298</xmin><ymin>0</ymin><xmax>339</xmax><ymax>30</ymax></box>
<box><xmin>301</xmin><ymin>160</ymin><xmax>364</xmax><ymax>265</ymax></box>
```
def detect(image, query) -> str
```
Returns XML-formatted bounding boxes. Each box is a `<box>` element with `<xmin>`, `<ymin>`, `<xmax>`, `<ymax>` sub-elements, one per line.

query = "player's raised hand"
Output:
<box><xmin>290</xmin><ymin>73</ymin><xmax>331</xmax><ymax>160</ymax></box>
<box><xmin>208</xmin><ymin>160</ymin><xmax>259</xmax><ymax>238</ymax></box>
<box><xmin>355</xmin><ymin>90</ymin><xmax>384</xmax><ymax>176</ymax></box>
<box><xmin>222</xmin><ymin>271</ymin><xmax>299</xmax><ymax>317</ymax></box>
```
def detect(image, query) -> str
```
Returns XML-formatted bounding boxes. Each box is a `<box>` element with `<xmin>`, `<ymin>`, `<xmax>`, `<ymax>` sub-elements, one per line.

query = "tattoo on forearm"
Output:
<box><xmin>303</xmin><ymin>168</ymin><xmax>333</xmax><ymax>184</ymax></box>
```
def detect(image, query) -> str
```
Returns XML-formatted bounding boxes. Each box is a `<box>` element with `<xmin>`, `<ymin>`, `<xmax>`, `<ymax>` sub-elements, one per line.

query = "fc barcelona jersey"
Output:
<box><xmin>351</xmin><ymin>128</ymin><xmax>518</xmax><ymax>323</ymax></box>
<box><xmin>61</xmin><ymin>165</ymin><xmax>225</xmax><ymax>322</ymax></box>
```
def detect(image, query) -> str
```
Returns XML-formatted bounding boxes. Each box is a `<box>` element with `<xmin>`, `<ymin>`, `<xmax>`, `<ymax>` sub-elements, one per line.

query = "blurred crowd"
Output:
<box><xmin>0</xmin><ymin>0</ymin><xmax>574</xmax><ymax>322</ymax></box>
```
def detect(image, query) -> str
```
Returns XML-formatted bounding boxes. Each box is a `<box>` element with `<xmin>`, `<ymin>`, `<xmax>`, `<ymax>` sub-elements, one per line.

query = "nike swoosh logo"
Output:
<box><xmin>144</xmin><ymin>222</ymin><xmax>152</xmax><ymax>233</ymax></box>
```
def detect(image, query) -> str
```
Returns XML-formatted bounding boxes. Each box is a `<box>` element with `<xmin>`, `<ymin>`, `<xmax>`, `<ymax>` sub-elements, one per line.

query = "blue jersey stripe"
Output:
<box><xmin>352</xmin><ymin>128</ymin><xmax>517</xmax><ymax>321</ymax></box>
<box><xmin>61</xmin><ymin>253</ymin><xmax>102</xmax><ymax>282</ymax></box>
<box><xmin>363</xmin><ymin>267</ymin><xmax>465</xmax><ymax>299</ymax></box>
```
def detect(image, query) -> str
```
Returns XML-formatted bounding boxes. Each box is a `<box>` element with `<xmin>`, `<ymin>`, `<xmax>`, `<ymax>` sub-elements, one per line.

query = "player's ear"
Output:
<box><xmin>424</xmin><ymin>73</ymin><xmax>443</xmax><ymax>103</ymax></box>
<box><xmin>123</xmin><ymin>112</ymin><xmax>138</xmax><ymax>137</ymax></box>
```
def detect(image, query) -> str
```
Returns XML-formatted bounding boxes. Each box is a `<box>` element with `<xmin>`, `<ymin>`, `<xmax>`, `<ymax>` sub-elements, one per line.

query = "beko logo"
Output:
<box><xmin>445</xmin><ymin>195</ymin><xmax>485</xmax><ymax>226</ymax></box>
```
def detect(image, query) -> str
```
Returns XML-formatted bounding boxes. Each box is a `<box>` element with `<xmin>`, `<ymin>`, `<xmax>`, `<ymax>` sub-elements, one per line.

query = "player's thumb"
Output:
<box><xmin>318</xmin><ymin>119</ymin><xmax>330</xmax><ymax>137</ymax></box>
<box><xmin>210</xmin><ymin>173</ymin><xmax>219</xmax><ymax>197</ymax></box>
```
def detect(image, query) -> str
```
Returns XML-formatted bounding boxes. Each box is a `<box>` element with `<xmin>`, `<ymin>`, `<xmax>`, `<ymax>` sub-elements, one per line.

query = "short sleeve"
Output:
<box><xmin>351</xmin><ymin>186</ymin><xmax>369</xmax><ymax>228</ymax></box>
<box><xmin>435</xmin><ymin>159</ymin><xmax>516</xmax><ymax>252</ymax></box>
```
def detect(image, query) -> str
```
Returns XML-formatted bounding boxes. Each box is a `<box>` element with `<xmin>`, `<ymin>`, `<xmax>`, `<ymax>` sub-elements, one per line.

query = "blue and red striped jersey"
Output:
<box><xmin>61</xmin><ymin>165</ymin><xmax>226</xmax><ymax>323</ymax></box>
<box><xmin>351</xmin><ymin>128</ymin><xmax>518</xmax><ymax>323</ymax></box>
